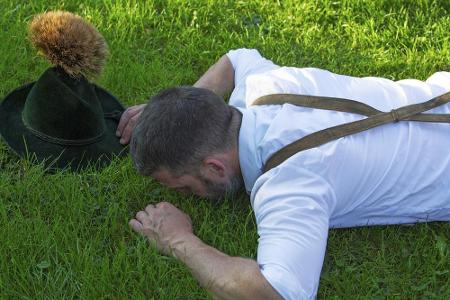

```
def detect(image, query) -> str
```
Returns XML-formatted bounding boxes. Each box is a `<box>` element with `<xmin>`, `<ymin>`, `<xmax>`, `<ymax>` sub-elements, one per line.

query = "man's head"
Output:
<box><xmin>130</xmin><ymin>86</ymin><xmax>243</xmax><ymax>200</ymax></box>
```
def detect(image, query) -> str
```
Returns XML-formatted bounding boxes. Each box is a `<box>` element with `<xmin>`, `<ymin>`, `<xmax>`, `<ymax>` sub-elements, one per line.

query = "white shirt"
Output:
<box><xmin>226</xmin><ymin>48</ymin><xmax>450</xmax><ymax>299</ymax></box>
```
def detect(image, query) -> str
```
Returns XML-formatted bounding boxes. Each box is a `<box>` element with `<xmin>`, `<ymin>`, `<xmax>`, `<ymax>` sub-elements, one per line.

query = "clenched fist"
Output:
<box><xmin>129</xmin><ymin>202</ymin><xmax>193</xmax><ymax>256</ymax></box>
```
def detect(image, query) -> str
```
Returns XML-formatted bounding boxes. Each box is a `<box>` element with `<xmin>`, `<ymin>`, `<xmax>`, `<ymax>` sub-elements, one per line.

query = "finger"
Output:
<box><xmin>120</xmin><ymin>114</ymin><xmax>140</xmax><ymax>145</ymax></box>
<box><xmin>129</xmin><ymin>219</ymin><xmax>144</xmax><ymax>234</ymax></box>
<box><xmin>117</xmin><ymin>109</ymin><xmax>132</xmax><ymax>137</ymax></box>
<box><xmin>119</xmin><ymin>124</ymin><xmax>133</xmax><ymax>145</ymax></box>
<box><xmin>135</xmin><ymin>211</ymin><xmax>149</xmax><ymax>223</ymax></box>
<box><xmin>145</xmin><ymin>203</ymin><xmax>156</xmax><ymax>214</ymax></box>
<box><xmin>156</xmin><ymin>201</ymin><xmax>172</xmax><ymax>209</ymax></box>
<box><xmin>117</xmin><ymin>107</ymin><xmax>140</xmax><ymax>137</ymax></box>
<box><xmin>129</xmin><ymin>219</ymin><xmax>157</xmax><ymax>242</ymax></box>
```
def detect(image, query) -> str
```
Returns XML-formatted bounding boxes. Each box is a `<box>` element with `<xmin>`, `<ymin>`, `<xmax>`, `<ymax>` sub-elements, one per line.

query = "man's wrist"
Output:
<box><xmin>168</xmin><ymin>232</ymin><xmax>202</xmax><ymax>261</ymax></box>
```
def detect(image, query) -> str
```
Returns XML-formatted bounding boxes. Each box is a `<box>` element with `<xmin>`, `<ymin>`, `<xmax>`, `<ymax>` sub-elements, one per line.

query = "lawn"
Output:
<box><xmin>1</xmin><ymin>0</ymin><xmax>449</xmax><ymax>299</ymax></box>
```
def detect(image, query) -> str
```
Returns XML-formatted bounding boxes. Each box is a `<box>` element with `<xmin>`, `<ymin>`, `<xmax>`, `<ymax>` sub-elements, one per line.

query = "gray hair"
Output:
<box><xmin>130</xmin><ymin>86</ymin><xmax>240</xmax><ymax>176</ymax></box>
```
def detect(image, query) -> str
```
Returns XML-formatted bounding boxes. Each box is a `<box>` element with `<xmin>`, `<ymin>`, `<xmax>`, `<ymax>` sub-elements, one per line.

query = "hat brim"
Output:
<box><xmin>0</xmin><ymin>82</ymin><xmax>128</xmax><ymax>171</ymax></box>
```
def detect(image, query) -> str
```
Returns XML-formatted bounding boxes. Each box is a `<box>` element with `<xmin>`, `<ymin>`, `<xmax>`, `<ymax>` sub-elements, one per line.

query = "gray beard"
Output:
<box><xmin>200</xmin><ymin>173</ymin><xmax>243</xmax><ymax>202</ymax></box>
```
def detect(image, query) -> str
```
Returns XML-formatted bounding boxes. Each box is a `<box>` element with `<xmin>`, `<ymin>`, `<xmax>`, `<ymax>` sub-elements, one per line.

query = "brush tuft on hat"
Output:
<box><xmin>28</xmin><ymin>11</ymin><xmax>108</xmax><ymax>79</ymax></box>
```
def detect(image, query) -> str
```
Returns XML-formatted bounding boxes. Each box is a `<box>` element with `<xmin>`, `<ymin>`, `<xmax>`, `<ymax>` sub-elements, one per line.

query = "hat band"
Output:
<box><xmin>22</xmin><ymin>114</ymin><xmax>105</xmax><ymax>146</ymax></box>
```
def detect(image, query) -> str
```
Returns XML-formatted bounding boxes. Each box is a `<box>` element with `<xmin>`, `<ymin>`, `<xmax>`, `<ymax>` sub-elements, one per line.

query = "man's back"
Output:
<box><xmin>229</xmin><ymin>48</ymin><xmax>450</xmax><ymax>226</ymax></box>
<box><xmin>242</xmin><ymin>102</ymin><xmax>450</xmax><ymax>227</ymax></box>
<box><xmin>227</xmin><ymin>48</ymin><xmax>450</xmax><ymax>299</ymax></box>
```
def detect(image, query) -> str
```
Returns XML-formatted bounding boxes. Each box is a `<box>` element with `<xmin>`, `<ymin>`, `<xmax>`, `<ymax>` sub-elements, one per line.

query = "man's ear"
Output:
<box><xmin>202</xmin><ymin>157</ymin><xmax>226</xmax><ymax>179</ymax></box>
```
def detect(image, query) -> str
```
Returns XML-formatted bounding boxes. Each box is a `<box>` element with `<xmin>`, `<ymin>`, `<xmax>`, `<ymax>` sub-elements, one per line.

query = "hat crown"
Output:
<box><xmin>22</xmin><ymin>68</ymin><xmax>106</xmax><ymax>145</ymax></box>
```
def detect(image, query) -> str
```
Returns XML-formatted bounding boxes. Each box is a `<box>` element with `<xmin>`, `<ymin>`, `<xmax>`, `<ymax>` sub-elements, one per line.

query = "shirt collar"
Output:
<box><xmin>236</xmin><ymin>107</ymin><xmax>263</xmax><ymax>193</ymax></box>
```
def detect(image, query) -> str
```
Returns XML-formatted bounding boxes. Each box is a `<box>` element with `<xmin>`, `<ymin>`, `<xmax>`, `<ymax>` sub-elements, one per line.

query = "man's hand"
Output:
<box><xmin>116</xmin><ymin>104</ymin><xmax>146</xmax><ymax>145</ymax></box>
<box><xmin>129</xmin><ymin>202</ymin><xmax>193</xmax><ymax>256</ymax></box>
<box><xmin>129</xmin><ymin>201</ymin><xmax>282</xmax><ymax>300</ymax></box>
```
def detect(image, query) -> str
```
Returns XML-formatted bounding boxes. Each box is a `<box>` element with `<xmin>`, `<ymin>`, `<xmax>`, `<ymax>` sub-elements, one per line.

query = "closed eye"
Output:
<box><xmin>175</xmin><ymin>187</ymin><xmax>191</xmax><ymax>195</ymax></box>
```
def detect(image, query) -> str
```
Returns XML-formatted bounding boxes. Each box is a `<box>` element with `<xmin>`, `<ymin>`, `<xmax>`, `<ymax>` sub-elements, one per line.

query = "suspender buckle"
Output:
<box><xmin>390</xmin><ymin>109</ymin><xmax>400</xmax><ymax>122</ymax></box>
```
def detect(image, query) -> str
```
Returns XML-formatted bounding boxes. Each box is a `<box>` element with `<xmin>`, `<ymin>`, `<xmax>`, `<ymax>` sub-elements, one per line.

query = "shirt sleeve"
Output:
<box><xmin>226</xmin><ymin>48</ymin><xmax>278</xmax><ymax>85</ymax></box>
<box><xmin>251</xmin><ymin>163</ymin><xmax>336</xmax><ymax>299</ymax></box>
<box><xmin>226</xmin><ymin>49</ymin><xmax>279</xmax><ymax>108</ymax></box>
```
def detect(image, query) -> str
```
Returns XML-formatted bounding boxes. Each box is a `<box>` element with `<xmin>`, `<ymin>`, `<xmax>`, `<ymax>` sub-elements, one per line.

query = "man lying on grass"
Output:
<box><xmin>118</xmin><ymin>49</ymin><xmax>450</xmax><ymax>299</ymax></box>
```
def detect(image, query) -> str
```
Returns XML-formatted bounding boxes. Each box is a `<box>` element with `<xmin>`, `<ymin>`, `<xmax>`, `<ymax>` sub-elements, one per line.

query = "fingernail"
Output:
<box><xmin>120</xmin><ymin>138</ymin><xmax>125</xmax><ymax>144</ymax></box>
<box><xmin>116</xmin><ymin>131</ymin><xmax>120</xmax><ymax>137</ymax></box>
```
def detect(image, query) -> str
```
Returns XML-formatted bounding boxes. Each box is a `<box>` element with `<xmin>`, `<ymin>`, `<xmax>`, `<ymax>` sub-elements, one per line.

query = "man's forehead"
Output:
<box><xmin>152</xmin><ymin>169</ymin><xmax>195</xmax><ymax>187</ymax></box>
<box><xmin>152</xmin><ymin>169</ymin><xmax>177</xmax><ymax>185</ymax></box>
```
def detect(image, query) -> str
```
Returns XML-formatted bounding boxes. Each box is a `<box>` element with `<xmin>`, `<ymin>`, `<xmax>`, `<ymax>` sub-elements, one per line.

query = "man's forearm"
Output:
<box><xmin>193</xmin><ymin>55</ymin><xmax>235</xmax><ymax>98</ymax></box>
<box><xmin>117</xmin><ymin>54</ymin><xmax>235</xmax><ymax>144</ymax></box>
<box><xmin>170</xmin><ymin>233</ymin><xmax>282</xmax><ymax>300</ymax></box>
<box><xmin>129</xmin><ymin>198</ymin><xmax>281</xmax><ymax>299</ymax></box>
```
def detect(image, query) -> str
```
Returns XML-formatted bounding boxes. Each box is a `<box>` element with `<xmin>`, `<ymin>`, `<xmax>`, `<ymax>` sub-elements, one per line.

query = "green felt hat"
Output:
<box><xmin>0</xmin><ymin>67</ymin><xmax>127</xmax><ymax>171</ymax></box>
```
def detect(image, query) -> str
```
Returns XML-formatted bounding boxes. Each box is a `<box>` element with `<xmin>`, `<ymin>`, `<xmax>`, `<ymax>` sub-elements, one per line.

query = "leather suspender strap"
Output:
<box><xmin>252</xmin><ymin>91</ymin><xmax>450</xmax><ymax>173</ymax></box>
<box><xmin>253</xmin><ymin>93</ymin><xmax>450</xmax><ymax>122</ymax></box>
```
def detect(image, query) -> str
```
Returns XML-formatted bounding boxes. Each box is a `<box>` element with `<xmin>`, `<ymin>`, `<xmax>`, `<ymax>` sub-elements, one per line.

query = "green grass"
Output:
<box><xmin>1</xmin><ymin>0</ymin><xmax>449</xmax><ymax>299</ymax></box>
